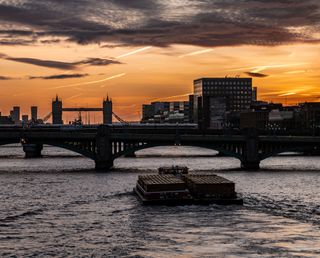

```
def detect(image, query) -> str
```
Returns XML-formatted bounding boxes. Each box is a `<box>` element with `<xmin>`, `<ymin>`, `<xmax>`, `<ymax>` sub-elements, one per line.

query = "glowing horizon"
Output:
<box><xmin>0</xmin><ymin>1</ymin><xmax>320</xmax><ymax>122</ymax></box>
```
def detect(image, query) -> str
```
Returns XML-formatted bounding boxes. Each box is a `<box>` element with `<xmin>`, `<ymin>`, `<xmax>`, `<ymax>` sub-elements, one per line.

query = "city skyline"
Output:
<box><xmin>1</xmin><ymin>1</ymin><xmax>320</xmax><ymax>121</ymax></box>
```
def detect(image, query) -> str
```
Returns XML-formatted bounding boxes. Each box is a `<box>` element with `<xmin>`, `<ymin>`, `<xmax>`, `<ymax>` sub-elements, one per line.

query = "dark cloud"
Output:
<box><xmin>29</xmin><ymin>73</ymin><xmax>89</xmax><ymax>80</ymax></box>
<box><xmin>6</xmin><ymin>56</ymin><xmax>77</xmax><ymax>70</ymax></box>
<box><xmin>74</xmin><ymin>58</ymin><xmax>122</xmax><ymax>66</ymax></box>
<box><xmin>245</xmin><ymin>72</ymin><xmax>269</xmax><ymax>78</ymax></box>
<box><xmin>40</xmin><ymin>39</ymin><xmax>61</xmax><ymax>44</ymax></box>
<box><xmin>0</xmin><ymin>0</ymin><xmax>319</xmax><ymax>47</ymax></box>
<box><xmin>109</xmin><ymin>0</ymin><xmax>160</xmax><ymax>10</ymax></box>
<box><xmin>0</xmin><ymin>53</ymin><xmax>122</xmax><ymax>70</ymax></box>
<box><xmin>0</xmin><ymin>76</ymin><xmax>14</xmax><ymax>80</ymax></box>
<box><xmin>100</xmin><ymin>43</ymin><xmax>129</xmax><ymax>48</ymax></box>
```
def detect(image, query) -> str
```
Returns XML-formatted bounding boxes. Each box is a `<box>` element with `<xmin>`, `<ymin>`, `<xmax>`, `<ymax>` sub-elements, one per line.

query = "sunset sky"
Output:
<box><xmin>0</xmin><ymin>0</ymin><xmax>320</xmax><ymax>122</ymax></box>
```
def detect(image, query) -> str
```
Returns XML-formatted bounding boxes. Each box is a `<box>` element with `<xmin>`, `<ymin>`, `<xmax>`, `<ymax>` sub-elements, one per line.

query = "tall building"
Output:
<box><xmin>193</xmin><ymin>77</ymin><xmax>253</xmax><ymax>129</ymax></box>
<box><xmin>0</xmin><ymin>113</ymin><xmax>14</xmax><ymax>124</ymax></box>
<box><xmin>52</xmin><ymin>95</ymin><xmax>63</xmax><ymax>124</ymax></box>
<box><xmin>142</xmin><ymin>104</ymin><xmax>155</xmax><ymax>122</ymax></box>
<box><xmin>152</xmin><ymin>102</ymin><xmax>169</xmax><ymax>115</ymax></box>
<box><xmin>22</xmin><ymin>115</ymin><xmax>29</xmax><ymax>123</ymax></box>
<box><xmin>103</xmin><ymin>96</ymin><xmax>112</xmax><ymax>124</ymax></box>
<box><xmin>141</xmin><ymin>101</ymin><xmax>192</xmax><ymax>123</ymax></box>
<box><xmin>188</xmin><ymin>94</ymin><xmax>194</xmax><ymax>123</ymax></box>
<box><xmin>299</xmin><ymin>102</ymin><xmax>320</xmax><ymax>129</ymax></box>
<box><xmin>31</xmin><ymin>106</ymin><xmax>38</xmax><ymax>121</ymax></box>
<box><xmin>252</xmin><ymin>87</ymin><xmax>258</xmax><ymax>101</ymax></box>
<box><xmin>11</xmin><ymin>106</ymin><xmax>20</xmax><ymax>124</ymax></box>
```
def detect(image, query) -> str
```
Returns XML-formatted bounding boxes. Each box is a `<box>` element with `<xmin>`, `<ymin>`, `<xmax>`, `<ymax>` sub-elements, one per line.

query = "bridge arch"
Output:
<box><xmin>259</xmin><ymin>145</ymin><xmax>320</xmax><ymax>161</ymax></box>
<box><xmin>0</xmin><ymin>140</ymin><xmax>95</xmax><ymax>160</ymax></box>
<box><xmin>111</xmin><ymin>142</ymin><xmax>245</xmax><ymax>162</ymax></box>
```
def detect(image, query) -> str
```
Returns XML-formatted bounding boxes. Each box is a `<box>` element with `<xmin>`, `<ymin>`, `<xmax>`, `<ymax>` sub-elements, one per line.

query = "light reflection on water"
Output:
<box><xmin>0</xmin><ymin>145</ymin><xmax>319</xmax><ymax>257</ymax></box>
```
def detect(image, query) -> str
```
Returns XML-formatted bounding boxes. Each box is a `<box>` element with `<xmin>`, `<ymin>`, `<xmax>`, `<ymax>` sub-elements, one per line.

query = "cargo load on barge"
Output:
<box><xmin>135</xmin><ymin>174</ymin><xmax>192</xmax><ymax>204</ymax></box>
<box><xmin>134</xmin><ymin>166</ymin><xmax>243</xmax><ymax>205</ymax></box>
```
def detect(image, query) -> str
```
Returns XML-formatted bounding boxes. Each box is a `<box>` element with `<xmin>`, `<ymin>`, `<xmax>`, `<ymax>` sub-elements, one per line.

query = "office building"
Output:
<box><xmin>11</xmin><ymin>106</ymin><xmax>20</xmax><ymax>124</ymax></box>
<box><xmin>22</xmin><ymin>115</ymin><xmax>29</xmax><ymax>123</ymax></box>
<box><xmin>240</xmin><ymin>111</ymin><xmax>269</xmax><ymax>129</ymax></box>
<box><xmin>31</xmin><ymin>106</ymin><xmax>38</xmax><ymax>121</ymax></box>
<box><xmin>193</xmin><ymin>77</ymin><xmax>253</xmax><ymax>129</ymax></box>
<box><xmin>153</xmin><ymin>102</ymin><xmax>170</xmax><ymax>115</ymax></box>
<box><xmin>141</xmin><ymin>101</ymin><xmax>192</xmax><ymax>123</ymax></box>
<box><xmin>188</xmin><ymin>94</ymin><xmax>194</xmax><ymax>123</ymax></box>
<box><xmin>142</xmin><ymin>104</ymin><xmax>156</xmax><ymax>122</ymax></box>
<box><xmin>299</xmin><ymin>102</ymin><xmax>320</xmax><ymax>129</ymax></box>
<box><xmin>252</xmin><ymin>87</ymin><xmax>258</xmax><ymax>101</ymax></box>
<box><xmin>0</xmin><ymin>113</ymin><xmax>14</xmax><ymax>124</ymax></box>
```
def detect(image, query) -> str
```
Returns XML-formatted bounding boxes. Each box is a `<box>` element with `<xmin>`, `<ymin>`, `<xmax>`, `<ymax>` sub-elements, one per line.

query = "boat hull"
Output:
<box><xmin>134</xmin><ymin>187</ymin><xmax>243</xmax><ymax>206</ymax></box>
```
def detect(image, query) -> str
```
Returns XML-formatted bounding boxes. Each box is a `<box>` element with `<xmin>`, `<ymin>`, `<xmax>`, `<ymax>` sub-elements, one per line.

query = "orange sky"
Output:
<box><xmin>1</xmin><ymin>42</ymin><xmax>320</xmax><ymax>122</ymax></box>
<box><xmin>1</xmin><ymin>0</ymin><xmax>320</xmax><ymax>122</ymax></box>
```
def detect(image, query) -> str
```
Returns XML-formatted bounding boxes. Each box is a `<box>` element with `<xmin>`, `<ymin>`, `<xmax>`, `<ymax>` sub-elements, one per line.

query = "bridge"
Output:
<box><xmin>0</xmin><ymin>125</ymin><xmax>319</xmax><ymax>171</ymax></box>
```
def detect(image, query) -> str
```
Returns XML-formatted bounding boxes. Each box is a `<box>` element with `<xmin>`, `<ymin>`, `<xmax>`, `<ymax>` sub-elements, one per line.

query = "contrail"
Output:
<box><xmin>51</xmin><ymin>73</ymin><xmax>126</xmax><ymax>89</ymax></box>
<box><xmin>150</xmin><ymin>93</ymin><xmax>192</xmax><ymax>102</ymax></box>
<box><xmin>179</xmin><ymin>49</ymin><xmax>213</xmax><ymax>58</ymax></box>
<box><xmin>115</xmin><ymin>46</ymin><xmax>152</xmax><ymax>59</ymax></box>
<box><xmin>284</xmin><ymin>70</ymin><xmax>307</xmax><ymax>74</ymax></box>
<box><xmin>100</xmin><ymin>73</ymin><xmax>126</xmax><ymax>88</ymax></box>
<box><xmin>66</xmin><ymin>93</ymin><xmax>83</xmax><ymax>100</ymax></box>
<box><xmin>278</xmin><ymin>92</ymin><xmax>297</xmax><ymax>97</ymax></box>
<box><xmin>230</xmin><ymin>63</ymin><xmax>308</xmax><ymax>73</ymax></box>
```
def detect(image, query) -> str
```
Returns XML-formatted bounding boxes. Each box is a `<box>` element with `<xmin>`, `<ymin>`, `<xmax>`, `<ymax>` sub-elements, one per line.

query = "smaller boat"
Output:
<box><xmin>158</xmin><ymin>166</ymin><xmax>189</xmax><ymax>176</ymax></box>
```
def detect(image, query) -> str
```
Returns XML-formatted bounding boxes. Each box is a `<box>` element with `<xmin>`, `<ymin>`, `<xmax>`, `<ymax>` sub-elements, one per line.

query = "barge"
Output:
<box><xmin>134</xmin><ymin>167</ymin><xmax>243</xmax><ymax>205</ymax></box>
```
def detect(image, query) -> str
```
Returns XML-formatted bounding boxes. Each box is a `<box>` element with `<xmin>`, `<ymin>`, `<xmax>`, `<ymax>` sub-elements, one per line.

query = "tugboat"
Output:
<box><xmin>158</xmin><ymin>165</ymin><xmax>188</xmax><ymax>176</ymax></box>
<box><xmin>134</xmin><ymin>166</ymin><xmax>243</xmax><ymax>205</ymax></box>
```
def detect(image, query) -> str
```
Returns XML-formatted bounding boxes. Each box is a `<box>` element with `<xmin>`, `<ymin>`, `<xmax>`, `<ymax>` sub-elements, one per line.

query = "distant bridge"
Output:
<box><xmin>0</xmin><ymin>125</ymin><xmax>319</xmax><ymax>171</ymax></box>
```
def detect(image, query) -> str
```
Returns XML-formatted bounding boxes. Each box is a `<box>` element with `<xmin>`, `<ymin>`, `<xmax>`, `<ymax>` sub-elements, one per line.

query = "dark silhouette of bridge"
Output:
<box><xmin>0</xmin><ymin>125</ymin><xmax>319</xmax><ymax>171</ymax></box>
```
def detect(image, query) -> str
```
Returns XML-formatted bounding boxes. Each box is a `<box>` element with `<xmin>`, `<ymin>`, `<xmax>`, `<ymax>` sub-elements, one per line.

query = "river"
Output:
<box><xmin>0</xmin><ymin>145</ymin><xmax>319</xmax><ymax>257</ymax></box>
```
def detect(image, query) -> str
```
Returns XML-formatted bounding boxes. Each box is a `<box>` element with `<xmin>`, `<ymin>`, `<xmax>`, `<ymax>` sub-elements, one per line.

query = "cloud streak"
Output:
<box><xmin>231</xmin><ymin>63</ymin><xmax>309</xmax><ymax>73</ymax></box>
<box><xmin>150</xmin><ymin>93</ymin><xmax>193</xmax><ymax>102</ymax></box>
<box><xmin>179</xmin><ymin>49</ymin><xmax>213</xmax><ymax>58</ymax></box>
<box><xmin>0</xmin><ymin>53</ymin><xmax>122</xmax><ymax>70</ymax></box>
<box><xmin>0</xmin><ymin>75</ymin><xmax>15</xmax><ymax>80</ymax></box>
<box><xmin>244</xmin><ymin>72</ymin><xmax>269</xmax><ymax>78</ymax></box>
<box><xmin>51</xmin><ymin>73</ymin><xmax>126</xmax><ymax>89</ymax></box>
<box><xmin>29</xmin><ymin>74</ymin><xmax>89</xmax><ymax>80</ymax></box>
<box><xmin>115</xmin><ymin>46</ymin><xmax>153</xmax><ymax>59</ymax></box>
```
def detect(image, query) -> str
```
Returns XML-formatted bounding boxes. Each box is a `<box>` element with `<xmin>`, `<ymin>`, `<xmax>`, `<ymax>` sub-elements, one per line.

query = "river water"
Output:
<box><xmin>0</xmin><ymin>145</ymin><xmax>319</xmax><ymax>257</ymax></box>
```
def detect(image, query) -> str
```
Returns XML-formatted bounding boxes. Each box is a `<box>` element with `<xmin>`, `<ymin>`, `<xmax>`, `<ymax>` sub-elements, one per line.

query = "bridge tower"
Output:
<box><xmin>52</xmin><ymin>95</ymin><xmax>63</xmax><ymax>124</ymax></box>
<box><xmin>103</xmin><ymin>96</ymin><xmax>112</xmax><ymax>124</ymax></box>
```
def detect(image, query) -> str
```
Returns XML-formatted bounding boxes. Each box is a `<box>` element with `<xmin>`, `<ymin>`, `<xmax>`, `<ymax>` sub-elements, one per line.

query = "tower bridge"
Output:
<box><xmin>52</xmin><ymin>96</ymin><xmax>112</xmax><ymax>124</ymax></box>
<box><xmin>0</xmin><ymin>125</ymin><xmax>319</xmax><ymax>171</ymax></box>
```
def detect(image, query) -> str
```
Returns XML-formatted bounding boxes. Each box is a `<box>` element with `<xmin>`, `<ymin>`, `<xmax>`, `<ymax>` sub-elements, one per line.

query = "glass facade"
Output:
<box><xmin>193</xmin><ymin>78</ymin><xmax>253</xmax><ymax>128</ymax></box>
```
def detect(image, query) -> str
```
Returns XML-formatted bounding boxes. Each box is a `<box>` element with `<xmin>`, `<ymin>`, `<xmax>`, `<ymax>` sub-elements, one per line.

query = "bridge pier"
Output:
<box><xmin>241</xmin><ymin>160</ymin><xmax>260</xmax><ymax>170</ymax></box>
<box><xmin>95</xmin><ymin>125</ymin><xmax>114</xmax><ymax>172</ymax></box>
<box><xmin>124</xmin><ymin>150</ymin><xmax>136</xmax><ymax>158</ymax></box>
<box><xmin>242</xmin><ymin>128</ymin><xmax>260</xmax><ymax>170</ymax></box>
<box><xmin>95</xmin><ymin>160</ymin><xmax>114</xmax><ymax>171</ymax></box>
<box><xmin>22</xmin><ymin>144</ymin><xmax>43</xmax><ymax>158</ymax></box>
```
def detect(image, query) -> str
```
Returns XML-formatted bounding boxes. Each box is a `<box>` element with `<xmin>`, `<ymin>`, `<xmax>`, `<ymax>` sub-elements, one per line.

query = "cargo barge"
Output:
<box><xmin>134</xmin><ymin>167</ymin><xmax>243</xmax><ymax>205</ymax></box>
